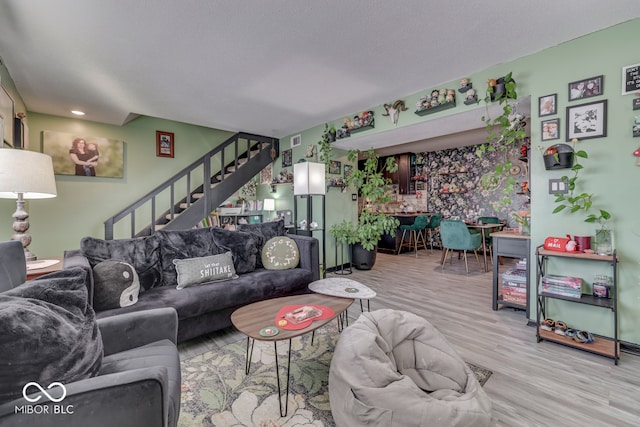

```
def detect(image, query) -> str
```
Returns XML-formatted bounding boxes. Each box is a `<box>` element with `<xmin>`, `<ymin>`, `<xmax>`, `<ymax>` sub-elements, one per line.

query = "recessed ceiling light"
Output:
<box><xmin>71</xmin><ymin>110</ymin><xmax>85</xmax><ymax>116</ymax></box>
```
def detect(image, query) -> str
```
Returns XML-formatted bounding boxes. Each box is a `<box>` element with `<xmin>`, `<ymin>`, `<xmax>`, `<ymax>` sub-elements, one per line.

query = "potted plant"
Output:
<box><xmin>586</xmin><ymin>209</ymin><xmax>612</xmax><ymax>255</ymax></box>
<box><xmin>329</xmin><ymin>148</ymin><xmax>400</xmax><ymax>270</ymax></box>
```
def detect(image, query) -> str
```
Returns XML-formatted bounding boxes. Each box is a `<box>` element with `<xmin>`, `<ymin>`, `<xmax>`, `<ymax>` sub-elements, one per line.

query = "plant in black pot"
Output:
<box><xmin>329</xmin><ymin>148</ymin><xmax>399</xmax><ymax>270</ymax></box>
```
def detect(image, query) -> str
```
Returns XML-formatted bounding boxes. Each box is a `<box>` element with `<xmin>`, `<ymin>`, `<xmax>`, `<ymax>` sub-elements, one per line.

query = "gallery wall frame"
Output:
<box><xmin>538</xmin><ymin>93</ymin><xmax>557</xmax><ymax>117</ymax></box>
<box><xmin>43</xmin><ymin>130</ymin><xmax>124</xmax><ymax>178</ymax></box>
<box><xmin>566</xmin><ymin>100</ymin><xmax>607</xmax><ymax>141</ymax></box>
<box><xmin>622</xmin><ymin>63</ymin><xmax>640</xmax><ymax>95</ymax></box>
<box><xmin>0</xmin><ymin>85</ymin><xmax>14</xmax><ymax>147</ymax></box>
<box><xmin>541</xmin><ymin>118</ymin><xmax>560</xmax><ymax>141</ymax></box>
<box><xmin>156</xmin><ymin>131</ymin><xmax>175</xmax><ymax>158</ymax></box>
<box><xmin>568</xmin><ymin>75</ymin><xmax>603</xmax><ymax>101</ymax></box>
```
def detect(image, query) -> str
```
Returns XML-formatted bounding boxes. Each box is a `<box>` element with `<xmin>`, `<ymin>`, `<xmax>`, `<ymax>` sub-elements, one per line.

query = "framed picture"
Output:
<box><xmin>329</xmin><ymin>160</ymin><xmax>341</xmax><ymax>175</ymax></box>
<box><xmin>538</xmin><ymin>94</ymin><xmax>557</xmax><ymax>117</ymax></box>
<box><xmin>568</xmin><ymin>75</ymin><xmax>603</xmax><ymax>101</ymax></box>
<box><xmin>281</xmin><ymin>149</ymin><xmax>292</xmax><ymax>167</ymax></box>
<box><xmin>156</xmin><ymin>131</ymin><xmax>174</xmax><ymax>158</ymax></box>
<box><xmin>622</xmin><ymin>63</ymin><xmax>640</xmax><ymax>95</ymax></box>
<box><xmin>566</xmin><ymin>100</ymin><xmax>607</xmax><ymax>141</ymax></box>
<box><xmin>343</xmin><ymin>164</ymin><xmax>353</xmax><ymax>178</ymax></box>
<box><xmin>43</xmin><ymin>130</ymin><xmax>124</xmax><ymax>178</ymax></box>
<box><xmin>541</xmin><ymin>118</ymin><xmax>560</xmax><ymax>141</ymax></box>
<box><xmin>290</xmin><ymin>134</ymin><xmax>301</xmax><ymax>148</ymax></box>
<box><xmin>0</xmin><ymin>85</ymin><xmax>15</xmax><ymax>146</ymax></box>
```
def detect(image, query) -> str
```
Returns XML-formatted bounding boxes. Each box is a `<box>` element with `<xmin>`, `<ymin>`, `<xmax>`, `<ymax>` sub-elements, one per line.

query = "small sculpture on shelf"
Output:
<box><xmin>458</xmin><ymin>78</ymin><xmax>473</xmax><ymax>93</ymax></box>
<box><xmin>464</xmin><ymin>88</ymin><xmax>477</xmax><ymax>105</ymax></box>
<box><xmin>415</xmin><ymin>87</ymin><xmax>456</xmax><ymax>114</ymax></box>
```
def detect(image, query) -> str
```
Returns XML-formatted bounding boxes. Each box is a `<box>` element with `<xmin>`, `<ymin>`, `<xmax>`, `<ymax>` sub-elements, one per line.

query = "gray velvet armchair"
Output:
<box><xmin>0</xmin><ymin>241</ymin><xmax>182</xmax><ymax>427</ymax></box>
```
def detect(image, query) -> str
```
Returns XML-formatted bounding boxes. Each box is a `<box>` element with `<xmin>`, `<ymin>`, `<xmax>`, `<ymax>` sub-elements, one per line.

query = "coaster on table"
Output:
<box><xmin>259</xmin><ymin>327</ymin><xmax>279</xmax><ymax>337</ymax></box>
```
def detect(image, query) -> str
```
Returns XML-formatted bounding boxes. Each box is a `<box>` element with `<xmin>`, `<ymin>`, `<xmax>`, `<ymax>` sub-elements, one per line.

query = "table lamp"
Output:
<box><xmin>0</xmin><ymin>149</ymin><xmax>57</xmax><ymax>260</ymax></box>
<box><xmin>263</xmin><ymin>198</ymin><xmax>275</xmax><ymax>220</ymax></box>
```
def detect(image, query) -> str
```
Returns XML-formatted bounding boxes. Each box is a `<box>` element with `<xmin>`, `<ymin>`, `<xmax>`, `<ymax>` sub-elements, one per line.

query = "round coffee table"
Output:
<box><xmin>308</xmin><ymin>277</ymin><xmax>376</xmax><ymax>312</ymax></box>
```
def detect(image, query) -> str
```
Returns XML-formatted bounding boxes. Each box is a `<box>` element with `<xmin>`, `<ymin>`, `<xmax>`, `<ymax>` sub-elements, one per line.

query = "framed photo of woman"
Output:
<box><xmin>541</xmin><ymin>118</ymin><xmax>560</xmax><ymax>141</ymax></box>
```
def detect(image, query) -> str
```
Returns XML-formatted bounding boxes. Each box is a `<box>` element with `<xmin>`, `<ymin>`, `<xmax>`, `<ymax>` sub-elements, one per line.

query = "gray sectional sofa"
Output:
<box><xmin>64</xmin><ymin>221</ymin><xmax>320</xmax><ymax>343</ymax></box>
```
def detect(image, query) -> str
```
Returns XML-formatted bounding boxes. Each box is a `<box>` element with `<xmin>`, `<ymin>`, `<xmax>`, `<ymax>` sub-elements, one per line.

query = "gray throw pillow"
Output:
<box><xmin>173</xmin><ymin>252</ymin><xmax>238</xmax><ymax>289</ymax></box>
<box><xmin>0</xmin><ymin>268</ymin><xmax>103</xmax><ymax>403</ymax></box>
<box><xmin>211</xmin><ymin>227</ymin><xmax>258</xmax><ymax>274</ymax></box>
<box><xmin>81</xmin><ymin>235</ymin><xmax>162</xmax><ymax>290</ymax></box>
<box><xmin>262</xmin><ymin>236</ymin><xmax>300</xmax><ymax>270</ymax></box>
<box><xmin>93</xmin><ymin>260</ymin><xmax>141</xmax><ymax>310</ymax></box>
<box><xmin>155</xmin><ymin>228</ymin><xmax>220</xmax><ymax>286</ymax></box>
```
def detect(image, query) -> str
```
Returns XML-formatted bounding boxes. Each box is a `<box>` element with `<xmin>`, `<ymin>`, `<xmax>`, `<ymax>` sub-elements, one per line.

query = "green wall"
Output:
<box><xmin>278</xmin><ymin>18</ymin><xmax>640</xmax><ymax>345</ymax></box>
<box><xmin>3</xmin><ymin>18</ymin><xmax>639</xmax><ymax>344</ymax></box>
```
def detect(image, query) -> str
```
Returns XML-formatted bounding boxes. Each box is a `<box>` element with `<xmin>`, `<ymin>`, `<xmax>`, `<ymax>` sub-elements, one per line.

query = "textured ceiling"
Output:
<box><xmin>1</xmin><ymin>1</ymin><xmax>639</xmax><ymax>145</ymax></box>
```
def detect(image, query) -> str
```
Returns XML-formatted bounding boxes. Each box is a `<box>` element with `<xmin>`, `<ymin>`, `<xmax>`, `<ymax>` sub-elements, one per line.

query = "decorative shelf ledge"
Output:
<box><xmin>415</xmin><ymin>101</ymin><xmax>456</xmax><ymax>116</ymax></box>
<box><xmin>347</xmin><ymin>123</ymin><xmax>374</xmax><ymax>134</ymax></box>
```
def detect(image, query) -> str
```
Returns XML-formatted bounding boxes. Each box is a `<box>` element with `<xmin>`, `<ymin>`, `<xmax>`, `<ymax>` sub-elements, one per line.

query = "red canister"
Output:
<box><xmin>574</xmin><ymin>235</ymin><xmax>591</xmax><ymax>252</ymax></box>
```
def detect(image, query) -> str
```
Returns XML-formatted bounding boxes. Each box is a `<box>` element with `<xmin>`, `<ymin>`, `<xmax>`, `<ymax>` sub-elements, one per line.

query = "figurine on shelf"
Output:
<box><xmin>299</xmin><ymin>219</ymin><xmax>307</xmax><ymax>230</ymax></box>
<box><xmin>464</xmin><ymin>88</ymin><xmax>477</xmax><ymax>105</ymax></box>
<box><xmin>458</xmin><ymin>78</ymin><xmax>472</xmax><ymax>93</ymax></box>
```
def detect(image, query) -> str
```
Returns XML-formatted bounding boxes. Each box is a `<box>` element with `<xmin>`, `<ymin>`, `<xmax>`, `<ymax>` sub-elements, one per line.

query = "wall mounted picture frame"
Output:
<box><xmin>0</xmin><ymin>85</ymin><xmax>15</xmax><ymax>147</ymax></box>
<box><xmin>568</xmin><ymin>75</ymin><xmax>603</xmax><ymax>101</ymax></box>
<box><xmin>622</xmin><ymin>63</ymin><xmax>640</xmax><ymax>95</ymax></box>
<box><xmin>156</xmin><ymin>131</ymin><xmax>174</xmax><ymax>158</ymax></box>
<box><xmin>538</xmin><ymin>94</ymin><xmax>557</xmax><ymax>117</ymax></box>
<box><xmin>290</xmin><ymin>134</ymin><xmax>301</xmax><ymax>148</ymax></box>
<box><xmin>541</xmin><ymin>118</ymin><xmax>560</xmax><ymax>141</ymax></box>
<box><xmin>343</xmin><ymin>164</ymin><xmax>353</xmax><ymax>178</ymax></box>
<box><xmin>43</xmin><ymin>130</ymin><xmax>124</xmax><ymax>178</ymax></box>
<box><xmin>566</xmin><ymin>100</ymin><xmax>607</xmax><ymax>141</ymax></box>
<box><xmin>329</xmin><ymin>160</ymin><xmax>341</xmax><ymax>175</ymax></box>
<box><xmin>281</xmin><ymin>149</ymin><xmax>292</xmax><ymax>167</ymax></box>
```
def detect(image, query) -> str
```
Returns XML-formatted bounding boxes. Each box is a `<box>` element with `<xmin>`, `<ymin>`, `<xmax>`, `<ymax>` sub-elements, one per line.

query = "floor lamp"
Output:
<box><xmin>0</xmin><ymin>149</ymin><xmax>57</xmax><ymax>261</ymax></box>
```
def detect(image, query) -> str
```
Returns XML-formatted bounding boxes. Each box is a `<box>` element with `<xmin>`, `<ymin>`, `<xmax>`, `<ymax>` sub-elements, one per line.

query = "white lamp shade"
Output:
<box><xmin>263</xmin><ymin>198</ymin><xmax>275</xmax><ymax>211</ymax></box>
<box><xmin>0</xmin><ymin>149</ymin><xmax>57</xmax><ymax>199</ymax></box>
<box><xmin>294</xmin><ymin>162</ymin><xmax>325</xmax><ymax>195</ymax></box>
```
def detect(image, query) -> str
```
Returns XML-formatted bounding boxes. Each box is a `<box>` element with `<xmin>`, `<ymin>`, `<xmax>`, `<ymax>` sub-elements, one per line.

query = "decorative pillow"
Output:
<box><xmin>173</xmin><ymin>252</ymin><xmax>238</xmax><ymax>289</ymax></box>
<box><xmin>261</xmin><ymin>236</ymin><xmax>300</xmax><ymax>270</ymax></box>
<box><xmin>211</xmin><ymin>227</ymin><xmax>258</xmax><ymax>274</ymax></box>
<box><xmin>237</xmin><ymin>220</ymin><xmax>286</xmax><ymax>268</ymax></box>
<box><xmin>81</xmin><ymin>235</ymin><xmax>162</xmax><ymax>291</ymax></box>
<box><xmin>155</xmin><ymin>228</ymin><xmax>220</xmax><ymax>286</ymax></box>
<box><xmin>0</xmin><ymin>268</ymin><xmax>103</xmax><ymax>403</ymax></box>
<box><xmin>93</xmin><ymin>260</ymin><xmax>141</xmax><ymax>310</ymax></box>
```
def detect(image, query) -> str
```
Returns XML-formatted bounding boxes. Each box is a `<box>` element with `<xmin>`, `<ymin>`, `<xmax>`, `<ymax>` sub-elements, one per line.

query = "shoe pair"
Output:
<box><xmin>540</xmin><ymin>318</ymin><xmax>567</xmax><ymax>335</ymax></box>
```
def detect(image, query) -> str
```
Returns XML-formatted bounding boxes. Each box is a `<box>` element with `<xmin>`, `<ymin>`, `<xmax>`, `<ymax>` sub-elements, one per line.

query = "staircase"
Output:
<box><xmin>104</xmin><ymin>132</ymin><xmax>278</xmax><ymax>239</ymax></box>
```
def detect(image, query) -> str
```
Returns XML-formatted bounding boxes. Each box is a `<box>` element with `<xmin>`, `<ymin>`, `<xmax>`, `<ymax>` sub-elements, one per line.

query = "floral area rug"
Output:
<box><xmin>179</xmin><ymin>322</ymin><xmax>492</xmax><ymax>427</ymax></box>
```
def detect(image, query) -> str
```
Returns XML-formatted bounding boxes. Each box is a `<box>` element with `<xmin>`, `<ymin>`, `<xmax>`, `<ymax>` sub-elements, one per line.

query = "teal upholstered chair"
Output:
<box><xmin>399</xmin><ymin>215</ymin><xmax>428</xmax><ymax>257</ymax></box>
<box><xmin>424</xmin><ymin>213</ymin><xmax>442</xmax><ymax>253</ymax></box>
<box><xmin>439</xmin><ymin>220</ymin><xmax>483</xmax><ymax>273</ymax></box>
<box><xmin>477</xmin><ymin>216</ymin><xmax>501</xmax><ymax>264</ymax></box>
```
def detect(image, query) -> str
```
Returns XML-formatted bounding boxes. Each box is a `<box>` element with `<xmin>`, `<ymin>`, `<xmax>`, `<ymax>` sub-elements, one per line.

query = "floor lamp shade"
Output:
<box><xmin>0</xmin><ymin>150</ymin><xmax>57</xmax><ymax>199</ymax></box>
<box><xmin>294</xmin><ymin>162</ymin><xmax>325</xmax><ymax>195</ymax></box>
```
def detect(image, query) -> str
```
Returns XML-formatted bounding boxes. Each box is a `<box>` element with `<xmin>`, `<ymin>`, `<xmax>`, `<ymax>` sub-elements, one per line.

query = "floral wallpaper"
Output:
<box><xmin>421</xmin><ymin>143</ymin><xmax>529</xmax><ymax>228</ymax></box>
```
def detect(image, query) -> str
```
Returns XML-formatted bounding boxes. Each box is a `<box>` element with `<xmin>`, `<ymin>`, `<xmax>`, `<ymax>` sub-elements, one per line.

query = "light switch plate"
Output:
<box><xmin>549</xmin><ymin>178</ymin><xmax>569</xmax><ymax>194</ymax></box>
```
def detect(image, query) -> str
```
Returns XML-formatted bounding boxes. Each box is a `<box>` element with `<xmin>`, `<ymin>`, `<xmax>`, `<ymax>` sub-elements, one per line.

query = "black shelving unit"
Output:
<box><xmin>535</xmin><ymin>246</ymin><xmax>619</xmax><ymax>364</ymax></box>
<box><xmin>293</xmin><ymin>194</ymin><xmax>326</xmax><ymax>277</ymax></box>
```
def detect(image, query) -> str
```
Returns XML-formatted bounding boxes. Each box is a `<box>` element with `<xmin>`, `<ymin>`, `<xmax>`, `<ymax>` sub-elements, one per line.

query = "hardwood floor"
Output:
<box><xmin>179</xmin><ymin>250</ymin><xmax>640</xmax><ymax>427</ymax></box>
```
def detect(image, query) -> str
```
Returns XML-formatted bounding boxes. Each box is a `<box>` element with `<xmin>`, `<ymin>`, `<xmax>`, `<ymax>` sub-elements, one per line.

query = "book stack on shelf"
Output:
<box><xmin>502</xmin><ymin>260</ymin><xmax>527</xmax><ymax>305</ymax></box>
<box><xmin>195</xmin><ymin>212</ymin><xmax>220</xmax><ymax>228</ymax></box>
<box><xmin>541</xmin><ymin>275</ymin><xmax>583</xmax><ymax>299</ymax></box>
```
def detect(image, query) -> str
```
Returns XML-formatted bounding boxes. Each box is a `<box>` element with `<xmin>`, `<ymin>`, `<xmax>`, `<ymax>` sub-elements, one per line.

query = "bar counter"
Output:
<box><xmin>377</xmin><ymin>212</ymin><xmax>433</xmax><ymax>254</ymax></box>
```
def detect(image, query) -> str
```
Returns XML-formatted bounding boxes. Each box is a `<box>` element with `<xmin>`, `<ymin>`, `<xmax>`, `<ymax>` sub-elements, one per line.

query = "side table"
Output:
<box><xmin>26</xmin><ymin>257</ymin><xmax>63</xmax><ymax>281</ymax></box>
<box><xmin>308</xmin><ymin>277</ymin><xmax>376</xmax><ymax>313</ymax></box>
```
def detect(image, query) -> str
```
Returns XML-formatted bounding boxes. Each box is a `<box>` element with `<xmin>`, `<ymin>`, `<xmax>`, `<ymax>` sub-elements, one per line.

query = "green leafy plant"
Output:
<box><xmin>329</xmin><ymin>148</ymin><xmax>400</xmax><ymax>251</ymax></box>
<box><xmin>475</xmin><ymin>72</ymin><xmax>528</xmax><ymax>211</ymax></box>
<box><xmin>317</xmin><ymin>123</ymin><xmax>332</xmax><ymax>169</ymax></box>
<box><xmin>551</xmin><ymin>139</ymin><xmax>612</xmax><ymax>227</ymax></box>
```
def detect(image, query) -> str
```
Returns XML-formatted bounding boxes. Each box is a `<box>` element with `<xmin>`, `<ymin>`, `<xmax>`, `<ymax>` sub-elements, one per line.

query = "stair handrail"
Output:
<box><xmin>104</xmin><ymin>132</ymin><xmax>276</xmax><ymax>239</ymax></box>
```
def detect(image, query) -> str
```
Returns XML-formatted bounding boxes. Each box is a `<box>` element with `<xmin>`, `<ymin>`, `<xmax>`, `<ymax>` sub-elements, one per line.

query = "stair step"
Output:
<box><xmin>226</xmin><ymin>159</ymin><xmax>248</xmax><ymax>172</ymax></box>
<box><xmin>165</xmin><ymin>212</ymin><xmax>182</xmax><ymax>220</ymax></box>
<box><xmin>192</xmin><ymin>193</ymin><xmax>204</xmax><ymax>199</ymax></box>
<box><xmin>155</xmin><ymin>224</ymin><xmax>167</xmax><ymax>231</ymax></box>
<box><xmin>210</xmin><ymin>182</ymin><xmax>220</xmax><ymax>189</ymax></box>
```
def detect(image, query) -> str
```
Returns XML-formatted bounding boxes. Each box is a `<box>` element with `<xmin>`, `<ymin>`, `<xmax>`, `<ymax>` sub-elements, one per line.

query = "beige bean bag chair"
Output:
<box><xmin>329</xmin><ymin>309</ymin><xmax>492</xmax><ymax>427</ymax></box>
